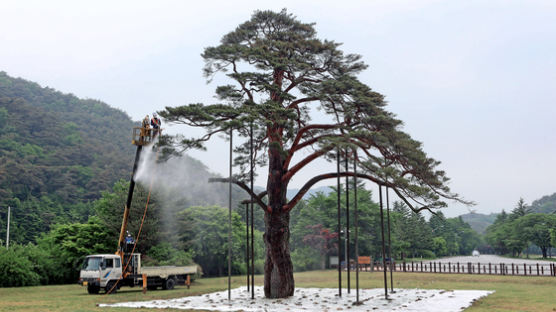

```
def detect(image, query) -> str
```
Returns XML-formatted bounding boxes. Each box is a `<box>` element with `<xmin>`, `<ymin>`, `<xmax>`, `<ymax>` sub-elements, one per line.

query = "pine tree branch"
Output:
<box><xmin>287</xmin><ymin>96</ymin><xmax>319</xmax><ymax>109</ymax></box>
<box><xmin>283</xmin><ymin>171</ymin><xmax>437</xmax><ymax>214</ymax></box>
<box><xmin>232</xmin><ymin>60</ymin><xmax>254</xmax><ymax>102</ymax></box>
<box><xmin>208</xmin><ymin>177</ymin><xmax>268</xmax><ymax>212</ymax></box>
<box><xmin>282</xmin><ymin>145</ymin><xmax>335</xmax><ymax>183</ymax></box>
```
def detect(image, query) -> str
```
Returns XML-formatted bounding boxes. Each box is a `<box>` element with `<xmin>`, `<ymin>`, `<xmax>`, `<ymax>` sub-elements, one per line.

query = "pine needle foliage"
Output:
<box><xmin>160</xmin><ymin>9</ymin><xmax>469</xmax><ymax>213</ymax></box>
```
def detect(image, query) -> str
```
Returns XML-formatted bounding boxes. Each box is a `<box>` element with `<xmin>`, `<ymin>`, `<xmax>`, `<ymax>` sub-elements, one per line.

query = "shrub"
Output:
<box><xmin>0</xmin><ymin>244</ymin><xmax>41</xmax><ymax>287</ymax></box>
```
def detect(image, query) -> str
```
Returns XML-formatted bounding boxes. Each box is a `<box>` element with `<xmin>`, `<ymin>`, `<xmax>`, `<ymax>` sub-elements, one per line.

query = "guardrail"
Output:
<box><xmin>368</xmin><ymin>261</ymin><xmax>556</xmax><ymax>276</ymax></box>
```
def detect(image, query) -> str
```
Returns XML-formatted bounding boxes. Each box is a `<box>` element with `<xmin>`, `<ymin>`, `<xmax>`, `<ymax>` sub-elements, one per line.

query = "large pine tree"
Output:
<box><xmin>160</xmin><ymin>10</ymin><xmax>468</xmax><ymax>298</ymax></box>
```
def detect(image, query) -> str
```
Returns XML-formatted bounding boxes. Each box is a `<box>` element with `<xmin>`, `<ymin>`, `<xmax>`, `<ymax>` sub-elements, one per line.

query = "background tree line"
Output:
<box><xmin>289</xmin><ymin>183</ymin><xmax>482</xmax><ymax>272</ymax></box>
<box><xmin>1</xmin><ymin>178</ymin><xmax>484</xmax><ymax>287</ymax></box>
<box><xmin>0</xmin><ymin>179</ymin><xmax>262</xmax><ymax>287</ymax></box>
<box><xmin>485</xmin><ymin>198</ymin><xmax>556</xmax><ymax>258</ymax></box>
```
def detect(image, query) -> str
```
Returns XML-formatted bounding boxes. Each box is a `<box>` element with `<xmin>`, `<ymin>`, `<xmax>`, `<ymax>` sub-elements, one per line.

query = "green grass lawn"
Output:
<box><xmin>1</xmin><ymin>271</ymin><xmax>554</xmax><ymax>312</ymax></box>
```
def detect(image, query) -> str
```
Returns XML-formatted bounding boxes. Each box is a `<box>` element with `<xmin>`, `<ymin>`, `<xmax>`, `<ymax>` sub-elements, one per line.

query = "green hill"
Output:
<box><xmin>460</xmin><ymin>192</ymin><xmax>556</xmax><ymax>234</ymax></box>
<box><xmin>0</xmin><ymin>71</ymin><xmax>136</xmax><ymax>242</ymax></box>
<box><xmin>530</xmin><ymin>192</ymin><xmax>556</xmax><ymax>214</ymax></box>
<box><xmin>460</xmin><ymin>212</ymin><xmax>498</xmax><ymax>234</ymax></box>
<box><xmin>0</xmin><ymin>72</ymin><xmax>255</xmax><ymax>244</ymax></box>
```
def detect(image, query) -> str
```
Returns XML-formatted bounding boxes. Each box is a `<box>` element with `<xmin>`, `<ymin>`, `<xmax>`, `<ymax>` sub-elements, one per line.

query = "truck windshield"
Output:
<box><xmin>82</xmin><ymin>257</ymin><xmax>102</xmax><ymax>270</ymax></box>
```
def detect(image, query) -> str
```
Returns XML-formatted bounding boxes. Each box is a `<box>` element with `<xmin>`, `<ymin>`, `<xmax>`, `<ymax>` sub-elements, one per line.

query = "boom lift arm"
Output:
<box><xmin>117</xmin><ymin>144</ymin><xmax>143</xmax><ymax>257</ymax></box>
<box><xmin>117</xmin><ymin>127</ymin><xmax>153</xmax><ymax>258</ymax></box>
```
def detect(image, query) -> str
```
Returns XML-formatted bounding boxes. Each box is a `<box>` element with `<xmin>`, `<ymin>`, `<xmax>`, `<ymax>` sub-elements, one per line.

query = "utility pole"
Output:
<box><xmin>6</xmin><ymin>206</ymin><xmax>10</xmax><ymax>249</ymax></box>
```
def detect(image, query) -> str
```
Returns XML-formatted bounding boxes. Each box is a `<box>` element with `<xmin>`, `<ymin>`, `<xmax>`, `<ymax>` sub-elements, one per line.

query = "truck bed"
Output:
<box><xmin>140</xmin><ymin>265</ymin><xmax>198</xmax><ymax>278</ymax></box>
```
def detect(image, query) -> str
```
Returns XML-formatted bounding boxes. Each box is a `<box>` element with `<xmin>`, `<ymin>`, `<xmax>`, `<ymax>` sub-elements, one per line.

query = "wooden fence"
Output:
<box><xmin>368</xmin><ymin>261</ymin><xmax>556</xmax><ymax>277</ymax></box>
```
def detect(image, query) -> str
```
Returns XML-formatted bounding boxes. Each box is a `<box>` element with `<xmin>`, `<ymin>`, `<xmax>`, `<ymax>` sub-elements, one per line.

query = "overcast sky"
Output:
<box><xmin>1</xmin><ymin>0</ymin><xmax>555</xmax><ymax>217</ymax></box>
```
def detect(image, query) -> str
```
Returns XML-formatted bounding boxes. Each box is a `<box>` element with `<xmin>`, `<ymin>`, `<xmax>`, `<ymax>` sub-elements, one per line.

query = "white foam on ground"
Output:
<box><xmin>99</xmin><ymin>286</ymin><xmax>494</xmax><ymax>311</ymax></box>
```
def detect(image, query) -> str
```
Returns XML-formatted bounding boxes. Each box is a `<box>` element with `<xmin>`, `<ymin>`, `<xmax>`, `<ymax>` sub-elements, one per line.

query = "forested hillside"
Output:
<box><xmin>0</xmin><ymin>71</ymin><xmax>135</xmax><ymax>242</ymax></box>
<box><xmin>530</xmin><ymin>193</ymin><xmax>556</xmax><ymax>214</ymax></box>
<box><xmin>460</xmin><ymin>213</ymin><xmax>499</xmax><ymax>234</ymax></box>
<box><xmin>461</xmin><ymin>193</ymin><xmax>556</xmax><ymax>234</ymax></box>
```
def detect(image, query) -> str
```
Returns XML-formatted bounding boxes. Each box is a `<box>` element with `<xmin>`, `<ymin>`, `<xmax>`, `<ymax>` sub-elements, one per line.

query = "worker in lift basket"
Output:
<box><xmin>141</xmin><ymin>115</ymin><xmax>151</xmax><ymax>141</ymax></box>
<box><xmin>151</xmin><ymin>112</ymin><xmax>161</xmax><ymax>137</ymax></box>
<box><xmin>142</xmin><ymin>115</ymin><xmax>150</xmax><ymax>129</ymax></box>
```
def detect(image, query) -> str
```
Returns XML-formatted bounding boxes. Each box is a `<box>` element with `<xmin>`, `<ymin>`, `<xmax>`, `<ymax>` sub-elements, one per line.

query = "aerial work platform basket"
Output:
<box><xmin>132</xmin><ymin>127</ymin><xmax>153</xmax><ymax>146</ymax></box>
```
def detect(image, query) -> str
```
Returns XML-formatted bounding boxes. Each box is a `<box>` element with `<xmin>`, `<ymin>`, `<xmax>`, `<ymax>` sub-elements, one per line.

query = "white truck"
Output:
<box><xmin>78</xmin><ymin>253</ymin><xmax>198</xmax><ymax>294</ymax></box>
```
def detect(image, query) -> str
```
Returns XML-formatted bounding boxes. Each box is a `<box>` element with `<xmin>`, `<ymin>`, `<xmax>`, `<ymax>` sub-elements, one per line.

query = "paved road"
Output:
<box><xmin>425</xmin><ymin>254</ymin><xmax>555</xmax><ymax>265</ymax></box>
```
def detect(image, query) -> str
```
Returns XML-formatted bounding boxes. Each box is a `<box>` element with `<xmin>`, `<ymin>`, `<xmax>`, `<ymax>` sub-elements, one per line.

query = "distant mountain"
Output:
<box><xmin>0</xmin><ymin>71</ymin><xmax>137</xmax><ymax>241</ymax></box>
<box><xmin>0</xmin><ymin>71</ymin><xmax>266</xmax><ymax>242</ymax></box>
<box><xmin>459</xmin><ymin>192</ymin><xmax>556</xmax><ymax>234</ymax></box>
<box><xmin>530</xmin><ymin>192</ymin><xmax>556</xmax><ymax>214</ymax></box>
<box><xmin>0</xmin><ymin>71</ymin><xmax>136</xmax><ymax>203</ymax></box>
<box><xmin>460</xmin><ymin>212</ymin><xmax>498</xmax><ymax>234</ymax></box>
<box><xmin>249</xmin><ymin>185</ymin><xmax>333</xmax><ymax>200</ymax></box>
<box><xmin>287</xmin><ymin>186</ymin><xmax>333</xmax><ymax>200</ymax></box>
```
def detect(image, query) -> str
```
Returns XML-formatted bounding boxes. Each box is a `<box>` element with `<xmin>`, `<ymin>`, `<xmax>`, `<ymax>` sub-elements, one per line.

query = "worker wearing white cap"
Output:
<box><xmin>151</xmin><ymin>112</ymin><xmax>161</xmax><ymax>137</ymax></box>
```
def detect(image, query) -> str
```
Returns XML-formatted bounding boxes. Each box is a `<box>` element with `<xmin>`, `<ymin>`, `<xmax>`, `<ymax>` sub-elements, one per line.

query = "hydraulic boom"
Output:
<box><xmin>117</xmin><ymin>126</ymin><xmax>154</xmax><ymax>258</ymax></box>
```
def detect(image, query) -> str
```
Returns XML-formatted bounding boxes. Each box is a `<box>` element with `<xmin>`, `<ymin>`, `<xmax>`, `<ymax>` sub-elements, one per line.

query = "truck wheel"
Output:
<box><xmin>162</xmin><ymin>278</ymin><xmax>175</xmax><ymax>290</ymax></box>
<box><xmin>87</xmin><ymin>285</ymin><xmax>100</xmax><ymax>294</ymax></box>
<box><xmin>105</xmin><ymin>281</ymin><xmax>118</xmax><ymax>294</ymax></box>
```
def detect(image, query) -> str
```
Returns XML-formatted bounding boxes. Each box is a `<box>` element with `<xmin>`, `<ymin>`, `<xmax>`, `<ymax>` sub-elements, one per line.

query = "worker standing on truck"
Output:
<box><xmin>124</xmin><ymin>231</ymin><xmax>135</xmax><ymax>252</ymax></box>
<box><xmin>151</xmin><ymin>113</ymin><xmax>161</xmax><ymax>137</ymax></box>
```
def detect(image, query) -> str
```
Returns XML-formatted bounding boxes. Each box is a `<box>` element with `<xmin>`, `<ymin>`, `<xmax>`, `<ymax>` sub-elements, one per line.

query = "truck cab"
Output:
<box><xmin>78</xmin><ymin>254</ymin><xmax>122</xmax><ymax>294</ymax></box>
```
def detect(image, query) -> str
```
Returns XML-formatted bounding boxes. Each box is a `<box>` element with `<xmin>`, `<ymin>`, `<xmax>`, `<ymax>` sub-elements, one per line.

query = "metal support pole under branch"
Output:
<box><xmin>345</xmin><ymin>152</ymin><xmax>350</xmax><ymax>293</ymax></box>
<box><xmin>228</xmin><ymin>128</ymin><xmax>232</xmax><ymax>300</ymax></box>
<box><xmin>245</xmin><ymin>201</ymin><xmax>250</xmax><ymax>291</ymax></box>
<box><xmin>354</xmin><ymin>151</ymin><xmax>361</xmax><ymax>305</ymax></box>
<box><xmin>379</xmin><ymin>185</ymin><xmax>389</xmax><ymax>299</ymax></box>
<box><xmin>336</xmin><ymin>148</ymin><xmax>342</xmax><ymax>297</ymax></box>
<box><xmin>250</xmin><ymin>122</ymin><xmax>255</xmax><ymax>299</ymax></box>
<box><xmin>386</xmin><ymin>187</ymin><xmax>395</xmax><ymax>293</ymax></box>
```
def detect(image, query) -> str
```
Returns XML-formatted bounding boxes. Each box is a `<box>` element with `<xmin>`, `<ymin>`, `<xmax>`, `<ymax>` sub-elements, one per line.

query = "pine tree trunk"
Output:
<box><xmin>263</xmin><ymin>125</ymin><xmax>294</xmax><ymax>298</ymax></box>
<box><xmin>263</xmin><ymin>209</ymin><xmax>294</xmax><ymax>298</ymax></box>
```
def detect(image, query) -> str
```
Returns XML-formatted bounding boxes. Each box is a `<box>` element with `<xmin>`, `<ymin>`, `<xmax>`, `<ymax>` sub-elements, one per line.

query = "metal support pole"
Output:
<box><xmin>345</xmin><ymin>154</ymin><xmax>350</xmax><ymax>293</ymax></box>
<box><xmin>379</xmin><ymin>185</ymin><xmax>388</xmax><ymax>299</ymax></box>
<box><xmin>228</xmin><ymin>128</ymin><xmax>232</xmax><ymax>300</ymax></box>
<box><xmin>344</xmin><ymin>229</ymin><xmax>347</xmax><ymax>277</ymax></box>
<box><xmin>250</xmin><ymin>201</ymin><xmax>254</xmax><ymax>298</ymax></box>
<box><xmin>6</xmin><ymin>206</ymin><xmax>10</xmax><ymax>249</ymax></box>
<box><xmin>337</xmin><ymin>148</ymin><xmax>342</xmax><ymax>297</ymax></box>
<box><xmin>245</xmin><ymin>202</ymin><xmax>250</xmax><ymax>291</ymax></box>
<box><xmin>386</xmin><ymin>187</ymin><xmax>394</xmax><ymax>293</ymax></box>
<box><xmin>250</xmin><ymin>123</ymin><xmax>255</xmax><ymax>299</ymax></box>
<box><xmin>354</xmin><ymin>152</ymin><xmax>360</xmax><ymax>304</ymax></box>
